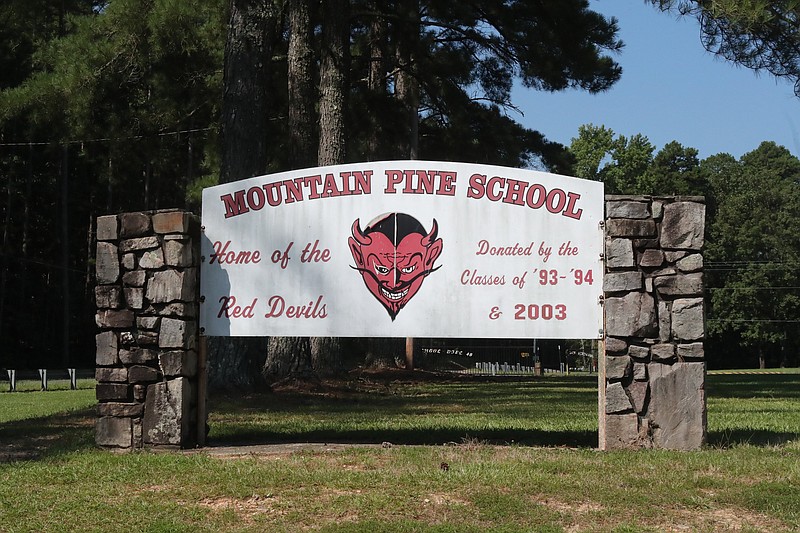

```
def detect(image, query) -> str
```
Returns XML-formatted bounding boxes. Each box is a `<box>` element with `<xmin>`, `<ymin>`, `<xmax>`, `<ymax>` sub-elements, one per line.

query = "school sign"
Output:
<box><xmin>199</xmin><ymin>161</ymin><xmax>604</xmax><ymax>339</ymax></box>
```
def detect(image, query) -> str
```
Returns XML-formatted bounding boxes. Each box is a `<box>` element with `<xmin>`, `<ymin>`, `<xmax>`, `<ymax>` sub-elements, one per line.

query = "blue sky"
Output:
<box><xmin>511</xmin><ymin>1</ymin><xmax>800</xmax><ymax>161</ymax></box>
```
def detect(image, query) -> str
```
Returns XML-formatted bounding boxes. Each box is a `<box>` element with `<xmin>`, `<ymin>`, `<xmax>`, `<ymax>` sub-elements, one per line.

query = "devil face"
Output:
<box><xmin>349</xmin><ymin>213</ymin><xmax>443</xmax><ymax>320</ymax></box>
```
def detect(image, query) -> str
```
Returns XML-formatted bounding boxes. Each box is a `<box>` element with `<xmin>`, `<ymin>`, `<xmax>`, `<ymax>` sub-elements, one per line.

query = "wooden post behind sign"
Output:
<box><xmin>197</xmin><ymin>335</ymin><xmax>208</xmax><ymax>447</ymax></box>
<box><xmin>405</xmin><ymin>337</ymin><xmax>414</xmax><ymax>370</ymax></box>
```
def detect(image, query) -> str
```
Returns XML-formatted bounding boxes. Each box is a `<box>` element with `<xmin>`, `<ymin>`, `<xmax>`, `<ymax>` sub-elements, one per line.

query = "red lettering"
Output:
<box><xmin>264</xmin><ymin>295</ymin><xmax>328</xmax><ymax>319</ymax></box>
<box><xmin>502</xmin><ymin>178</ymin><xmax>527</xmax><ymax>206</ymax></box>
<box><xmin>220</xmin><ymin>190</ymin><xmax>249</xmax><ymax>218</ymax></box>
<box><xmin>486</xmin><ymin>177</ymin><xmax>504</xmax><ymax>201</ymax></box>
<box><xmin>563</xmin><ymin>192</ymin><xmax>583</xmax><ymax>220</ymax></box>
<box><xmin>546</xmin><ymin>188</ymin><xmax>567</xmax><ymax>214</ymax></box>
<box><xmin>209</xmin><ymin>241</ymin><xmax>262</xmax><ymax>265</ymax></box>
<box><xmin>385</xmin><ymin>170</ymin><xmax>403</xmax><ymax>194</ymax></box>
<box><xmin>467</xmin><ymin>173</ymin><xmax>486</xmax><ymax>199</ymax></box>
<box><xmin>217</xmin><ymin>296</ymin><xmax>257</xmax><ymax>319</ymax></box>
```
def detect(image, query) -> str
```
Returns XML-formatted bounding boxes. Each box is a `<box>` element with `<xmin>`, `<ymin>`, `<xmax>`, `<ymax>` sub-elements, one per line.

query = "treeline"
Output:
<box><xmin>0</xmin><ymin>1</ymin><xmax>796</xmax><ymax>370</ymax></box>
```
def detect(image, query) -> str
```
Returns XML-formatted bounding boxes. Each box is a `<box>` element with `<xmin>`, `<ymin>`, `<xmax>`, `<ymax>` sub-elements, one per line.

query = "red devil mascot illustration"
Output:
<box><xmin>349</xmin><ymin>213</ymin><xmax>443</xmax><ymax>320</ymax></box>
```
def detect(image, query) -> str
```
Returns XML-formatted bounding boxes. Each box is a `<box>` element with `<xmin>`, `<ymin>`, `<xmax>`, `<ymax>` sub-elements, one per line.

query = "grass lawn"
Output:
<box><xmin>0</xmin><ymin>370</ymin><xmax>798</xmax><ymax>532</ymax></box>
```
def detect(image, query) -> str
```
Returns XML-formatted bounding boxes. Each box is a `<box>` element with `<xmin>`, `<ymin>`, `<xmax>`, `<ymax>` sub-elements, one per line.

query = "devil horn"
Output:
<box><xmin>351</xmin><ymin>218</ymin><xmax>372</xmax><ymax>245</ymax></box>
<box><xmin>422</xmin><ymin>218</ymin><xmax>439</xmax><ymax>246</ymax></box>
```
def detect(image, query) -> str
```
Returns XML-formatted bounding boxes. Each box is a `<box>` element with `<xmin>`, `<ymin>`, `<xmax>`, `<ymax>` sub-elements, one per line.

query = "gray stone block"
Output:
<box><xmin>678</xmin><ymin>342</ymin><xmax>705</xmax><ymax>359</ymax></box>
<box><xmin>153</xmin><ymin>211</ymin><xmax>190</xmax><ymax>234</ymax></box>
<box><xmin>146</xmin><ymin>269</ymin><xmax>195</xmax><ymax>304</ymax></box>
<box><xmin>96</xmin><ymin>416</ymin><xmax>132</xmax><ymax>448</ymax></box>
<box><xmin>606</xmin><ymin>200</ymin><xmax>650</xmax><ymax>219</ymax></box>
<box><xmin>96</xmin><ymin>383</ymin><xmax>129</xmax><ymax>401</ymax></box>
<box><xmin>648</xmin><ymin>362</ymin><xmax>706</xmax><ymax>450</ymax></box>
<box><xmin>605</xmin><ymin>337</ymin><xmax>628</xmax><ymax>354</ymax></box>
<box><xmin>95</xmin><ymin>309</ymin><xmax>135</xmax><ymax>329</ymax></box>
<box><xmin>164</xmin><ymin>239</ymin><xmax>194</xmax><ymax>267</ymax></box>
<box><xmin>660</xmin><ymin>202</ymin><xmax>705</xmax><ymax>250</ymax></box>
<box><xmin>676</xmin><ymin>253</ymin><xmax>703</xmax><ymax>273</ymax></box>
<box><xmin>96</xmin><ymin>215</ymin><xmax>118</xmax><ymax>241</ymax></box>
<box><xmin>159</xmin><ymin>318</ymin><xmax>195</xmax><ymax>349</ymax></box>
<box><xmin>124</xmin><ymin>288</ymin><xmax>144</xmax><ymax>309</ymax></box>
<box><xmin>98</xmin><ymin>402</ymin><xmax>144</xmax><ymax>418</ymax></box>
<box><xmin>96</xmin><ymin>242</ymin><xmax>120</xmax><ymax>284</ymax></box>
<box><xmin>143</xmin><ymin>378</ymin><xmax>191</xmax><ymax>446</ymax></box>
<box><xmin>120</xmin><ymin>348</ymin><xmax>158</xmax><ymax>365</ymax></box>
<box><xmin>128</xmin><ymin>365</ymin><xmax>160</xmax><ymax>383</ymax></box>
<box><xmin>122</xmin><ymin>270</ymin><xmax>146</xmax><ymax>287</ymax></box>
<box><xmin>602</xmin><ymin>413</ymin><xmax>639</xmax><ymax>449</ymax></box>
<box><xmin>139</xmin><ymin>248</ymin><xmax>165</xmax><ymax>269</ymax></box>
<box><xmin>639</xmin><ymin>249</ymin><xmax>664</xmax><ymax>268</ymax></box>
<box><xmin>664</xmin><ymin>251</ymin><xmax>688</xmax><ymax>263</ymax></box>
<box><xmin>628</xmin><ymin>381</ymin><xmax>649</xmax><ymax>413</ymax></box>
<box><xmin>672</xmin><ymin>298</ymin><xmax>705</xmax><ymax>341</ymax></box>
<box><xmin>96</xmin><ymin>331</ymin><xmax>119</xmax><ymax>366</ymax></box>
<box><xmin>137</xmin><ymin>316</ymin><xmax>161</xmax><ymax>330</ymax></box>
<box><xmin>604</xmin><ymin>271</ymin><xmax>643</xmax><ymax>293</ymax></box>
<box><xmin>119</xmin><ymin>212</ymin><xmax>151</xmax><ymax>238</ymax></box>
<box><xmin>633</xmin><ymin>362</ymin><xmax>648</xmax><ymax>381</ymax></box>
<box><xmin>658</xmin><ymin>300</ymin><xmax>671</xmax><ymax>343</ymax></box>
<box><xmin>122</xmin><ymin>253</ymin><xmax>136</xmax><ymax>270</ymax></box>
<box><xmin>159</xmin><ymin>350</ymin><xmax>197</xmax><ymax>377</ymax></box>
<box><xmin>654</xmin><ymin>273</ymin><xmax>703</xmax><ymax>297</ymax></box>
<box><xmin>95</xmin><ymin>285</ymin><xmax>123</xmax><ymax>309</ymax></box>
<box><xmin>120</xmin><ymin>236</ymin><xmax>160</xmax><ymax>253</ymax></box>
<box><xmin>606</xmin><ymin>219</ymin><xmax>657</xmax><ymax>238</ymax></box>
<box><xmin>651</xmin><ymin>343</ymin><xmax>676</xmax><ymax>362</ymax></box>
<box><xmin>136</xmin><ymin>331</ymin><xmax>159</xmax><ymax>346</ymax></box>
<box><xmin>605</xmin><ymin>382</ymin><xmax>633</xmax><ymax>414</ymax></box>
<box><xmin>605</xmin><ymin>355</ymin><xmax>631</xmax><ymax>381</ymax></box>
<box><xmin>605</xmin><ymin>237</ymin><xmax>634</xmax><ymax>269</ymax></box>
<box><xmin>96</xmin><ymin>367</ymin><xmax>128</xmax><ymax>383</ymax></box>
<box><xmin>628</xmin><ymin>345</ymin><xmax>650</xmax><ymax>361</ymax></box>
<box><xmin>605</xmin><ymin>292</ymin><xmax>657</xmax><ymax>337</ymax></box>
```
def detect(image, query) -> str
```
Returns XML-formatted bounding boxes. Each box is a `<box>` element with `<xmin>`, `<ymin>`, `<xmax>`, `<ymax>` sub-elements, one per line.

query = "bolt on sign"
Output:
<box><xmin>200</xmin><ymin>161</ymin><xmax>604</xmax><ymax>339</ymax></box>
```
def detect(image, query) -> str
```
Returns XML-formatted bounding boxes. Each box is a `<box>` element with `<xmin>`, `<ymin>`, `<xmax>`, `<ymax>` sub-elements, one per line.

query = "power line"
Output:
<box><xmin>708</xmin><ymin>318</ymin><xmax>800</xmax><ymax>324</ymax></box>
<box><xmin>0</xmin><ymin>126</ymin><xmax>213</xmax><ymax>148</ymax></box>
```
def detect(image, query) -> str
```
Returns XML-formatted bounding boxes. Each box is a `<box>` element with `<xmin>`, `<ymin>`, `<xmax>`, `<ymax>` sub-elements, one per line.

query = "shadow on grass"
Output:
<box><xmin>706</xmin><ymin>373</ymin><xmax>800</xmax><ymax>399</ymax></box>
<box><xmin>706</xmin><ymin>429</ymin><xmax>798</xmax><ymax>448</ymax></box>
<box><xmin>706</xmin><ymin>373</ymin><xmax>800</xmax><ymax>447</ymax></box>
<box><xmin>0</xmin><ymin>407</ymin><xmax>96</xmax><ymax>463</ymax></box>
<box><xmin>208</xmin><ymin>375</ymin><xmax>600</xmax><ymax>448</ymax></box>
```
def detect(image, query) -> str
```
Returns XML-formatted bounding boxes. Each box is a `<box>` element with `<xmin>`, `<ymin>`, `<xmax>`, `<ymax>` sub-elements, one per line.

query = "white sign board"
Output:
<box><xmin>200</xmin><ymin>161</ymin><xmax>603</xmax><ymax>339</ymax></box>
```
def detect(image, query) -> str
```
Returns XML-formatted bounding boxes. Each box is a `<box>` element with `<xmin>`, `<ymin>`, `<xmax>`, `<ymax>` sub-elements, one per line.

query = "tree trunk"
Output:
<box><xmin>264</xmin><ymin>336</ymin><xmax>314</xmax><ymax>380</ymax></box>
<box><xmin>318</xmin><ymin>0</ymin><xmax>349</xmax><ymax>165</ymax></box>
<box><xmin>208</xmin><ymin>0</ymin><xmax>283</xmax><ymax>392</ymax></box>
<box><xmin>366</xmin><ymin>1</ymin><xmax>388</xmax><ymax>158</ymax></box>
<box><xmin>758</xmin><ymin>345</ymin><xmax>766</xmax><ymax>369</ymax></box>
<box><xmin>220</xmin><ymin>0</ymin><xmax>282</xmax><ymax>185</ymax></box>
<box><xmin>365</xmin><ymin>338</ymin><xmax>405</xmax><ymax>369</ymax></box>
<box><xmin>287</xmin><ymin>0</ymin><xmax>316</xmax><ymax>168</ymax></box>
<box><xmin>310</xmin><ymin>0</ymin><xmax>350</xmax><ymax>376</ymax></box>
<box><xmin>393</xmin><ymin>0</ymin><xmax>419</xmax><ymax>159</ymax></box>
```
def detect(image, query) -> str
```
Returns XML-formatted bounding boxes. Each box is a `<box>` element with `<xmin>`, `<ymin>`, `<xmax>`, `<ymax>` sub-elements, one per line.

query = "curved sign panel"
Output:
<box><xmin>200</xmin><ymin>161</ymin><xmax>603</xmax><ymax>338</ymax></box>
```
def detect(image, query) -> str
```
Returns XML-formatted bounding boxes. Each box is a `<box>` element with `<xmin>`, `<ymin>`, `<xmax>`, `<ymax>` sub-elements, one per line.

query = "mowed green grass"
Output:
<box><xmin>0</xmin><ymin>371</ymin><xmax>798</xmax><ymax>532</ymax></box>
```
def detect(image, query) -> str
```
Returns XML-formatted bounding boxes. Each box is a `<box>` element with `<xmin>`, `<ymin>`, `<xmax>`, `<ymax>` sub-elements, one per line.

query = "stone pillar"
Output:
<box><xmin>601</xmin><ymin>196</ymin><xmax>706</xmax><ymax>450</ymax></box>
<box><xmin>95</xmin><ymin>210</ymin><xmax>203</xmax><ymax>449</ymax></box>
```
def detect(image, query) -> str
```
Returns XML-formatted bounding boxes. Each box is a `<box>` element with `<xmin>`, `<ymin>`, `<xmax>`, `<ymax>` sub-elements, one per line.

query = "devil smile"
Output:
<box><xmin>381</xmin><ymin>287</ymin><xmax>409</xmax><ymax>301</ymax></box>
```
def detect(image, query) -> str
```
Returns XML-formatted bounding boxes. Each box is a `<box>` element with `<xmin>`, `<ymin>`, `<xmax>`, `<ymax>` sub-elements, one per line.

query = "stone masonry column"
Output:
<box><xmin>95</xmin><ymin>210</ymin><xmax>203</xmax><ymax>449</ymax></box>
<box><xmin>601</xmin><ymin>196</ymin><xmax>706</xmax><ymax>450</ymax></box>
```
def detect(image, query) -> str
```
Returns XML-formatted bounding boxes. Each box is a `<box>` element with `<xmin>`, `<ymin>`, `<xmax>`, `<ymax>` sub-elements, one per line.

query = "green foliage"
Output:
<box><xmin>568</xmin><ymin>124</ymin><xmax>655</xmax><ymax>193</ymax></box>
<box><xmin>705</xmin><ymin>142</ymin><xmax>800</xmax><ymax>359</ymax></box>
